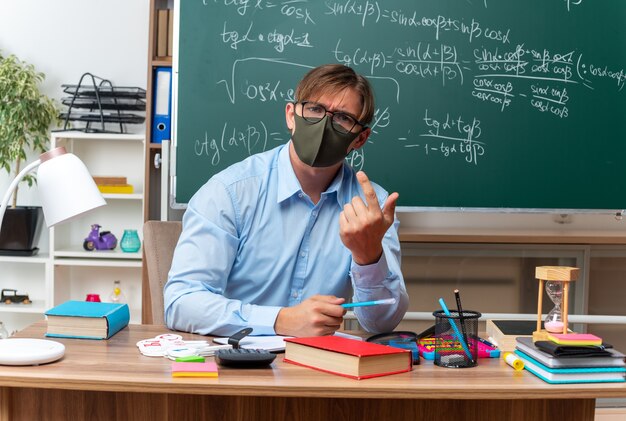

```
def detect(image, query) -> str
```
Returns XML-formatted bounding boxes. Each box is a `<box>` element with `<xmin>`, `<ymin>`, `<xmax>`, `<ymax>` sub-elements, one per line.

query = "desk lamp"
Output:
<box><xmin>0</xmin><ymin>146</ymin><xmax>105</xmax><ymax>365</ymax></box>
<box><xmin>0</xmin><ymin>146</ymin><xmax>106</xmax><ymax>233</ymax></box>
<box><xmin>533</xmin><ymin>266</ymin><xmax>579</xmax><ymax>342</ymax></box>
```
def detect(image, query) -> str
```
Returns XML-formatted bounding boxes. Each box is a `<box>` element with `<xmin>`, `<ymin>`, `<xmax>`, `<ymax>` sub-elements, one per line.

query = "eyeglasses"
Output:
<box><xmin>298</xmin><ymin>101</ymin><xmax>365</xmax><ymax>134</ymax></box>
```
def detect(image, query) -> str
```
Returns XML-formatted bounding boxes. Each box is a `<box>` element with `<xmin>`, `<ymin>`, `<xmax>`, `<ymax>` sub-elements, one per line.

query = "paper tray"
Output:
<box><xmin>58</xmin><ymin>112</ymin><xmax>145</xmax><ymax>124</ymax></box>
<box><xmin>61</xmin><ymin>85</ymin><xmax>146</xmax><ymax>99</ymax></box>
<box><xmin>61</xmin><ymin>97</ymin><xmax>146</xmax><ymax>111</ymax></box>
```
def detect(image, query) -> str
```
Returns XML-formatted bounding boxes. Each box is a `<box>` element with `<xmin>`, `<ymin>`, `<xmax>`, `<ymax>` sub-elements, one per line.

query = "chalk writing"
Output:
<box><xmin>194</xmin><ymin>122</ymin><xmax>270</xmax><ymax>165</ymax></box>
<box><xmin>530</xmin><ymin>84</ymin><xmax>569</xmax><ymax>118</ymax></box>
<box><xmin>398</xmin><ymin>110</ymin><xmax>486</xmax><ymax>165</ymax></box>
<box><xmin>220</xmin><ymin>21</ymin><xmax>312</xmax><ymax>52</ymax></box>
<box><xmin>218</xmin><ymin>58</ymin><xmax>311</xmax><ymax>104</ymax></box>
<box><xmin>346</xmin><ymin>149</ymin><xmax>365</xmax><ymax>172</ymax></box>
<box><xmin>243</xmin><ymin>79</ymin><xmax>295</xmax><ymax>102</ymax></box>
<box><xmin>472</xmin><ymin>78</ymin><xmax>513</xmax><ymax>112</ymax></box>
<box><xmin>563</xmin><ymin>0</ymin><xmax>583</xmax><ymax>12</ymax></box>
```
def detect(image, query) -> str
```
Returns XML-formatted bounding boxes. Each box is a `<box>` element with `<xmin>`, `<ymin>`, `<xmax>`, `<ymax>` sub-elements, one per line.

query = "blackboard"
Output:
<box><xmin>174</xmin><ymin>0</ymin><xmax>626</xmax><ymax>211</ymax></box>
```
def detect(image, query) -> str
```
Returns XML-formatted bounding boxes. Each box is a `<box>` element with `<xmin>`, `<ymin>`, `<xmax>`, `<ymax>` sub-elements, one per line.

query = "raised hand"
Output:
<box><xmin>339</xmin><ymin>171</ymin><xmax>399</xmax><ymax>265</ymax></box>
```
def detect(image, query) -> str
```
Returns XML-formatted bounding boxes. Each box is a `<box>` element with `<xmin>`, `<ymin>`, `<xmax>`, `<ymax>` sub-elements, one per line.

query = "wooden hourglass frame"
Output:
<box><xmin>533</xmin><ymin>266</ymin><xmax>579</xmax><ymax>342</ymax></box>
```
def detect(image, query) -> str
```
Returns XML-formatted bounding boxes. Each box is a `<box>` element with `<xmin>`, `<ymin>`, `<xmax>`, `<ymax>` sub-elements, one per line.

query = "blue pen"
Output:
<box><xmin>438</xmin><ymin>298</ymin><xmax>473</xmax><ymax>361</ymax></box>
<box><xmin>341</xmin><ymin>298</ymin><xmax>396</xmax><ymax>308</ymax></box>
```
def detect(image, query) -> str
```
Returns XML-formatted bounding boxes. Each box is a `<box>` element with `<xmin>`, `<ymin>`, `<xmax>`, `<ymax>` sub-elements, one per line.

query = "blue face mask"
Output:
<box><xmin>291</xmin><ymin>114</ymin><xmax>359</xmax><ymax>167</ymax></box>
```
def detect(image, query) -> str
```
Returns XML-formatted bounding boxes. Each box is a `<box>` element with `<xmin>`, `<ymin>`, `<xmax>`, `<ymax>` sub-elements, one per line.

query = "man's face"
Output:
<box><xmin>286</xmin><ymin>88</ymin><xmax>370</xmax><ymax>156</ymax></box>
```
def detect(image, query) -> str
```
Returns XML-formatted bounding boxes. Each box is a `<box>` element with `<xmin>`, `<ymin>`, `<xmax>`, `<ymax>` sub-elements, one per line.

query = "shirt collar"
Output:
<box><xmin>276</xmin><ymin>141</ymin><xmax>347</xmax><ymax>205</ymax></box>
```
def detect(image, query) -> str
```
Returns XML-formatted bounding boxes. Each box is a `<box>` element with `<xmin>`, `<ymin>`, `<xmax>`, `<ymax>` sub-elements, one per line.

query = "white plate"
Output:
<box><xmin>0</xmin><ymin>338</ymin><xmax>65</xmax><ymax>365</ymax></box>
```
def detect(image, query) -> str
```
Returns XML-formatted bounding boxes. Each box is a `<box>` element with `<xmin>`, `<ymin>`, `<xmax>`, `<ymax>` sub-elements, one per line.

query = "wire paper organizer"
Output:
<box><xmin>59</xmin><ymin>73</ymin><xmax>146</xmax><ymax>133</ymax></box>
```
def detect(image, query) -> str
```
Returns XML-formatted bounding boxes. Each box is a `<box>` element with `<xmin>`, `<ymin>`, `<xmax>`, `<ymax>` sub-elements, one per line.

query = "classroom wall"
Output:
<box><xmin>2</xmin><ymin>0</ymin><xmax>626</xmax><ymax>235</ymax></box>
<box><xmin>0</xmin><ymin>0</ymin><xmax>149</xmax><ymax>206</ymax></box>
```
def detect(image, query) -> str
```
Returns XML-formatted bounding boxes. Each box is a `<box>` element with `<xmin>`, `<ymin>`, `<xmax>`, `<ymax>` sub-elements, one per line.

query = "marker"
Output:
<box><xmin>341</xmin><ymin>298</ymin><xmax>397</xmax><ymax>308</ymax></box>
<box><xmin>472</xmin><ymin>335</ymin><xmax>497</xmax><ymax>349</ymax></box>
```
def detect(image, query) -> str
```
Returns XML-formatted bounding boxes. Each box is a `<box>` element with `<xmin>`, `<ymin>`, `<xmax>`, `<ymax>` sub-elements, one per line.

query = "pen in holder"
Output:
<box><xmin>432</xmin><ymin>309</ymin><xmax>481</xmax><ymax>368</ymax></box>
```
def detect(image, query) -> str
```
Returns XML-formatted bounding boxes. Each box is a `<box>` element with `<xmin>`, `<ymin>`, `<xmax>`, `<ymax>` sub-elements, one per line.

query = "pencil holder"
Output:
<box><xmin>432</xmin><ymin>309</ymin><xmax>481</xmax><ymax>368</ymax></box>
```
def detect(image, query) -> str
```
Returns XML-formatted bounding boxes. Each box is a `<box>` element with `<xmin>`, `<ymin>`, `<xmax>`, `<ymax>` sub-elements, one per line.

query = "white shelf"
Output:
<box><xmin>0</xmin><ymin>300</ymin><xmax>47</xmax><ymax>314</ymax></box>
<box><xmin>103</xmin><ymin>193</ymin><xmax>143</xmax><ymax>200</ymax></box>
<box><xmin>54</xmin><ymin>258</ymin><xmax>142</xmax><ymax>268</ymax></box>
<box><xmin>52</xmin><ymin>131</ymin><xmax>144</xmax><ymax>142</ymax></box>
<box><xmin>0</xmin><ymin>254</ymin><xmax>50</xmax><ymax>263</ymax></box>
<box><xmin>53</xmin><ymin>247</ymin><xmax>141</xmax><ymax>260</ymax></box>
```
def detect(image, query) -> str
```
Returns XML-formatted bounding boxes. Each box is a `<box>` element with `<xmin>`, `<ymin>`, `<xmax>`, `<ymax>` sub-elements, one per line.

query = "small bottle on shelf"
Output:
<box><xmin>109</xmin><ymin>280</ymin><xmax>127</xmax><ymax>304</ymax></box>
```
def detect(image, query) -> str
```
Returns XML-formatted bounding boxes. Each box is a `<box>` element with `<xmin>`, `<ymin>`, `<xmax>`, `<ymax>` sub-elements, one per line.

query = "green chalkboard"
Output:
<box><xmin>174</xmin><ymin>0</ymin><xmax>626</xmax><ymax>210</ymax></box>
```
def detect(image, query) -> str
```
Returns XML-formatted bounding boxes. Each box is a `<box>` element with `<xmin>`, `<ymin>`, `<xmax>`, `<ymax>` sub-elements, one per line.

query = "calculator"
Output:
<box><xmin>214</xmin><ymin>348</ymin><xmax>276</xmax><ymax>368</ymax></box>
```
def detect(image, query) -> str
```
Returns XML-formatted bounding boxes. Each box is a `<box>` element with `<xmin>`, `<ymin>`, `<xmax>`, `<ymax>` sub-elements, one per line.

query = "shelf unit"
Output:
<box><xmin>0</xmin><ymin>131</ymin><xmax>145</xmax><ymax>333</ymax></box>
<box><xmin>0</xmin><ymin>254</ymin><xmax>51</xmax><ymax>326</ymax></box>
<box><xmin>50</xmin><ymin>131</ymin><xmax>145</xmax><ymax>324</ymax></box>
<box><xmin>144</xmin><ymin>0</ymin><xmax>173</xmax><ymax>223</ymax></box>
<box><xmin>142</xmin><ymin>0</ymin><xmax>174</xmax><ymax>323</ymax></box>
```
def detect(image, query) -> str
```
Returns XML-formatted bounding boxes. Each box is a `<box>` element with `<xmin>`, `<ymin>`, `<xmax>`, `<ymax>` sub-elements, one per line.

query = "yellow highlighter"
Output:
<box><xmin>503</xmin><ymin>352</ymin><xmax>525</xmax><ymax>371</ymax></box>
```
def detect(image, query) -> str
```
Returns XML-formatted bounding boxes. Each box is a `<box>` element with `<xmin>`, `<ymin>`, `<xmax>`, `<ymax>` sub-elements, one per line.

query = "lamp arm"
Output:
<box><xmin>0</xmin><ymin>159</ymin><xmax>42</xmax><ymax>233</ymax></box>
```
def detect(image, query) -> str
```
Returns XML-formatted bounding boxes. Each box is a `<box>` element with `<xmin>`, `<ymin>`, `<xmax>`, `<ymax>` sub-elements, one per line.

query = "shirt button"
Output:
<box><xmin>312</xmin><ymin>211</ymin><xmax>317</xmax><ymax>217</ymax></box>
<box><xmin>292</xmin><ymin>292</ymin><xmax>298</xmax><ymax>298</ymax></box>
<box><xmin>298</xmin><ymin>193</ymin><xmax>303</xmax><ymax>198</ymax></box>
<box><xmin>300</xmin><ymin>252</ymin><xmax>306</xmax><ymax>258</ymax></box>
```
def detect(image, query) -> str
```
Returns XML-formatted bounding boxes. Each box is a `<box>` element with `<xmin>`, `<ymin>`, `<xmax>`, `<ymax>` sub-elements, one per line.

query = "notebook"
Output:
<box><xmin>515</xmin><ymin>352</ymin><xmax>626</xmax><ymax>384</ymax></box>
<box><xmin>516</xmin><ymin>337</ymin><xmax>625</xmax><ymax>368</ymax></box>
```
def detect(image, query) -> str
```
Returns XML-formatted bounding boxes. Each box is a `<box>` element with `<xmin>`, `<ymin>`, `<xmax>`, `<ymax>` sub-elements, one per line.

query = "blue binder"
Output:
<box><xmin>151</xmin><ymin>66</ymin><xmax>172</xmax><ymax>143</ymax></box>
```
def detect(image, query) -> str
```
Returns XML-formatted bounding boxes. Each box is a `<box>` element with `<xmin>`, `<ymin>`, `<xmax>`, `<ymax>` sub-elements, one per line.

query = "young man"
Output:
<box><xmin>164</xmin><ymin>64</ymin><xmax>408</xmax><ymax>337</ymax></box>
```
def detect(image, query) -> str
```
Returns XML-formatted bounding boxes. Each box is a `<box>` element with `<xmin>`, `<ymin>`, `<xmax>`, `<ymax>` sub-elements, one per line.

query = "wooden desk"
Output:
<box><xmin>0</xmin><ymin>322</ymin><xmax>624</xmax><ymax>421</ymax></box>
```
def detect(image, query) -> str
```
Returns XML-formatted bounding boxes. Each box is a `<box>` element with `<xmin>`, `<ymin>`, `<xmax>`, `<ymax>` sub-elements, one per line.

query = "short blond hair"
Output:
<box><xmin>294</xmin><ymin>64</ymin><xmax>375</xmax><ymax>126</ymax></box>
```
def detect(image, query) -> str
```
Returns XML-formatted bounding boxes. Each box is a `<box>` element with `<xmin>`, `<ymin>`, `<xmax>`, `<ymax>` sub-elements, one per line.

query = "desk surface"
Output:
<box><xmin>1</xmin><ymin>322</ymin><xmax>624</xmax><ymax>400</ymax></box>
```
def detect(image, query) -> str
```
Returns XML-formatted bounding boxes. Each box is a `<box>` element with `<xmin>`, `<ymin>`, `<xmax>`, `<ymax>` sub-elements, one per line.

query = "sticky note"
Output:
<box><xmin>171</xmin><ymin>361</ymin><xmax>218</xmax><ymax>377</ymax></box>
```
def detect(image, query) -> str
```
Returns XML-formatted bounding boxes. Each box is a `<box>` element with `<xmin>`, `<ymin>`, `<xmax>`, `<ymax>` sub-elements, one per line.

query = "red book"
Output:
<box><xmin>284</xmin><ymin>336</ymin><xmax>412</xmax><ymax>380</ymax></box>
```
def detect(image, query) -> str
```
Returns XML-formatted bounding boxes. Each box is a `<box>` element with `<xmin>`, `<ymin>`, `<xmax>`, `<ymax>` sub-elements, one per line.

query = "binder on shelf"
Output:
<box><xmin>152</xmin><ymin>66</ymin><xmax>172</xmax><ymax>143</ymax></box>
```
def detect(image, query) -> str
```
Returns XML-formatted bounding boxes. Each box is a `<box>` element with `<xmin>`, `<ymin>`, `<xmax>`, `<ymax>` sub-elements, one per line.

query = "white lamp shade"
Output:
<box><xmin>37</xmin><ymin>152</ymin><xmax>106</xmax><ymax>227</ymax></box>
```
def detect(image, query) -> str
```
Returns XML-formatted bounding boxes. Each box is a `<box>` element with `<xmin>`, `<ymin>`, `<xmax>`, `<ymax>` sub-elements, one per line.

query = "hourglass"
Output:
<box><xmin>533</xmin><ymin>266</ymin><xmax>579</xmax><ymax>342</ymax></box>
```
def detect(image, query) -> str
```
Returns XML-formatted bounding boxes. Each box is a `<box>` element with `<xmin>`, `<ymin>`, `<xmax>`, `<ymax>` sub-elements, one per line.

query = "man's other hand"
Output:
<box><xmin>274</xmin><ymin>295</ymin><xmax>347</xmax><ymax>337</ymax></box>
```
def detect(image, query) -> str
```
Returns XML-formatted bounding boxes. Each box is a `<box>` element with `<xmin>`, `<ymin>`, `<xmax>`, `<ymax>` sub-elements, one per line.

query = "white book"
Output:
<box><xmin>516</xmin><ymin>337</ymin><xmax>625</xmax><ymax>368</ymax></box>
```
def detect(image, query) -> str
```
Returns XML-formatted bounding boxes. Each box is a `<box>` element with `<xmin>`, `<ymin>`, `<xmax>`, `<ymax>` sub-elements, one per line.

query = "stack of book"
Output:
<box><xmin>514</xmin><ymin>336</ymin><xmax>626</xmax><ymax>384</ymax></box>
<box><xmin>94</xmin><ymin>176</ymin><xmax>134</xmax><ymax>194</ymax></box>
